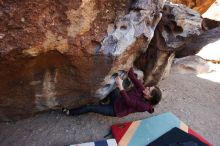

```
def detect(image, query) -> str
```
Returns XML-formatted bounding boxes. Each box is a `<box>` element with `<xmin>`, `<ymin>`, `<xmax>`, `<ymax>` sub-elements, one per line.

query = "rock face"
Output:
<box><xmin>0</xmin><ymin>0</ymin><xmax>165</xmax><ymax>121</ymax></box>
<box><xmin>174</xmin><ymin>0</ymin><xmax>220</xmax><ymax>62</ymax></box>
<box><xmin>0</xmin><ymin>0</ymin><xmax>208</xmax><ymax>121</ymax></box>
<box><xmin>170</xmin><ymin>0</ymin><xmax>215</xmax><ymax>14</ymax></box>
<box><xmin>95</xmin><ymin>0</ymin><xmax>164</xmax><ymax>97</ymax></box>
<box><xmin>135</xmin><ymin>3</ymin><xmax>203</xmax><ymax>85</ymax></box>
<box><xmin>172</xmin><ymin>0</ymin><xmax>220</xmax><ymax>62</ymax></box>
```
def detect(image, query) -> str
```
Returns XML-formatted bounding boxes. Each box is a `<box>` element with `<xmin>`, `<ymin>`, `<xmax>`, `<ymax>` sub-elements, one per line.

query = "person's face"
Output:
<box><xmin>143</xmin><ymin>86</ymin><xmax>155</xmax><ymax>100</ymax></box>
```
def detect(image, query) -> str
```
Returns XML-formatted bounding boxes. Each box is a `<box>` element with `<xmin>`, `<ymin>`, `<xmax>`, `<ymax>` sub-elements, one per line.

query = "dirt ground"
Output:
<box><xmin>0</xmin><ymin>71</ymin><xmax>220</xmax><ymax>146</ymax></box>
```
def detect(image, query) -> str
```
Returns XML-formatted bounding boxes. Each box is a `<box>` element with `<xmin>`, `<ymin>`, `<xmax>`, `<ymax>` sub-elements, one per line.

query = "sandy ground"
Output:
<box><xmin>0</xmin><ymin>71</ymin><xmax>220</xmax><ymax>146</ymax></box>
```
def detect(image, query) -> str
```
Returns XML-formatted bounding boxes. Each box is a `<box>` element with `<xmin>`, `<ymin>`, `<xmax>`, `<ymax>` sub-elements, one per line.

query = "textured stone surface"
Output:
<box><xmin>0</xmin><ymin>0</ymin><xmax>210</xmax><ymax>121</ymax></box>
<box><xmin>0</xmin><ymin>0</ymin><xmax>165</xmax><ymax>121</ymax></box>
<box><xmin>96</xmin><ymin>0</ymin><xmax>164</xmax><ymax>97</ymax></box>
<box><xmin>160</xmin><ymin>3</ymin><xmax>203</xmax><ymax>50</ymax></box>
<box><xmin>174</xmin><ymin>0</ymin><xmax>220</xmax><ymax>61</ymax></box>
<box><xmin>170</xmin><ymin>0</ymin><xmax>215</xmax><ymax>14</ymax></box>
<box><xmin>135</xmin><ymin>3</ymin><xmax>203</xmax><ymax>85</ymax></box>
<box><xmin>0</xmin><ymin>0</ymin><xmax>130</xmax><ymax>121</ymax></box>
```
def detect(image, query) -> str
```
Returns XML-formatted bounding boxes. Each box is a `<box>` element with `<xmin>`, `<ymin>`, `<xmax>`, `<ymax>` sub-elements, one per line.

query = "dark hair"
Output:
<box><xmin>149</xmin><ymin>86</ymin><xmax>162</xmax><ymax>105</ymax></box>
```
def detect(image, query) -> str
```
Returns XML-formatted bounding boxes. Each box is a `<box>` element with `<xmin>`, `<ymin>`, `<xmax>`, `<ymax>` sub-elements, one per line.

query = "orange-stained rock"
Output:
<box><xmin>0</xmin><ymin>0</ymin><xmax>165</xmax><ymax>121</ymax></box>
<box><xmin>170</xmin><ymin>0</ymin><xmax>215</xmax><ymax>14</ymax></box>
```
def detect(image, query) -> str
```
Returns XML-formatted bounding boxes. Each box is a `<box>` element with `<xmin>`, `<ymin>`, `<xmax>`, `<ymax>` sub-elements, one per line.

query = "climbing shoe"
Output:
<box><xmin>62</xmin><ymin>108</ymin><xmax>70</xmax><ymax>116</ymax></box>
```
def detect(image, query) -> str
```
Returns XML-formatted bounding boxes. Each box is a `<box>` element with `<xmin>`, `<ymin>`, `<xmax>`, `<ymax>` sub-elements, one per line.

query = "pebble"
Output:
<box><xmin>0</xmin><ymin>33</ymin><xmax>5</xmax><ymax>39</ymax></box>
<box><xmin>21</xmin><ymin>17</ymin><xmax>25</xmax><ymax>22</ymax></box>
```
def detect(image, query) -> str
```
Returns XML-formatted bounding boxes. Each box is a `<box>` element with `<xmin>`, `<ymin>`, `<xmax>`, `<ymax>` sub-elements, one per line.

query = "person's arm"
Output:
<box><xmin>115</xmin><ymin>76</ymin><xmax>133</xmax><ymax>106</ymax></box>
<box><xmin>115</xmin><ymin>76</ymin><xmax>154</xmax><ymax>113</ymax></box>
<box><xmin>128</xmin><ymin>68</ymin><xmax>145</xmax><ymax>91</ymax></box>
<box><xmin>116</xmin><ymin>76</ymin><xmax>124</xmax><ymax>91</ymax></box>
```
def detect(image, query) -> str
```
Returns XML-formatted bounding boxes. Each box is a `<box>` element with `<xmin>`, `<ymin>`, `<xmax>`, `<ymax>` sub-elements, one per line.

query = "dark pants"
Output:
<box><xmin>69</xmin><ymin>104</ymin><xmax>116</xmax><ymax>116</ymax></box>
<box><xmin>69</xmin><ymin>78</ymin><xmax>131</xmax><ymax>117</ymax></box>
<box><xmin>69</xmin><ymin>88</ymin><xmax>120</xmax><ymax>117</ymax></box>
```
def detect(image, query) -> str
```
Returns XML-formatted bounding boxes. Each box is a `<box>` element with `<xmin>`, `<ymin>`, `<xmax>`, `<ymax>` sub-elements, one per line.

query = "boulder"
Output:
<box><xmin>0</xmin><ymin>0</ymin><xmax>212</xmax><ymax>121</ymax></box>
<box><xmin>174</xmin><ymin>0</ymin><xmax>220</xmax><ymax>62</ymax></box>
<box><xmin>0</xmin><ymin>0</ymin><xmax>165</xmax><ymax>121</ymax></box>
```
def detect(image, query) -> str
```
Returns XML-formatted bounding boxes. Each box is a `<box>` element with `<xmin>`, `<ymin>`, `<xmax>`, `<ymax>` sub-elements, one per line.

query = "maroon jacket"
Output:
<box><xmin>114</xmin><ymin>68</ymin><xmax>154</xmax><ymax>117</ymax></box>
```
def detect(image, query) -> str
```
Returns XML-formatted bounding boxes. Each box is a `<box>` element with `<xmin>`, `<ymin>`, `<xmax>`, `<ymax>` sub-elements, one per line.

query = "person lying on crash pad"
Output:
<box><xmin>62</xmin><ymin>67</ymin><xmax>162</xmax><ymax>117</ymax></box>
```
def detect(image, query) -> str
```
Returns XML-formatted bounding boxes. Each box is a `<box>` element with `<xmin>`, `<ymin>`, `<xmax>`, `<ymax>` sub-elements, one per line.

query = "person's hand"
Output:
<box><xmin>115</xmin><ymin>76</ymin><xmax>124</xmax><ymax>90</ymax></box>
<box><xmin>115</xmin><ymin>76</ymin><xmax>123</xmax><ymax>86</ymax></box>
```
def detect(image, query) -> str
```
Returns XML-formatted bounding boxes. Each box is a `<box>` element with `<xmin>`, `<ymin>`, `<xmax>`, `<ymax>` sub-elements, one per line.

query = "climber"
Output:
<box><xmin>62</xmin><ymin>67</ymin><xmax>162</xmax><ymax>117</ymax></box>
